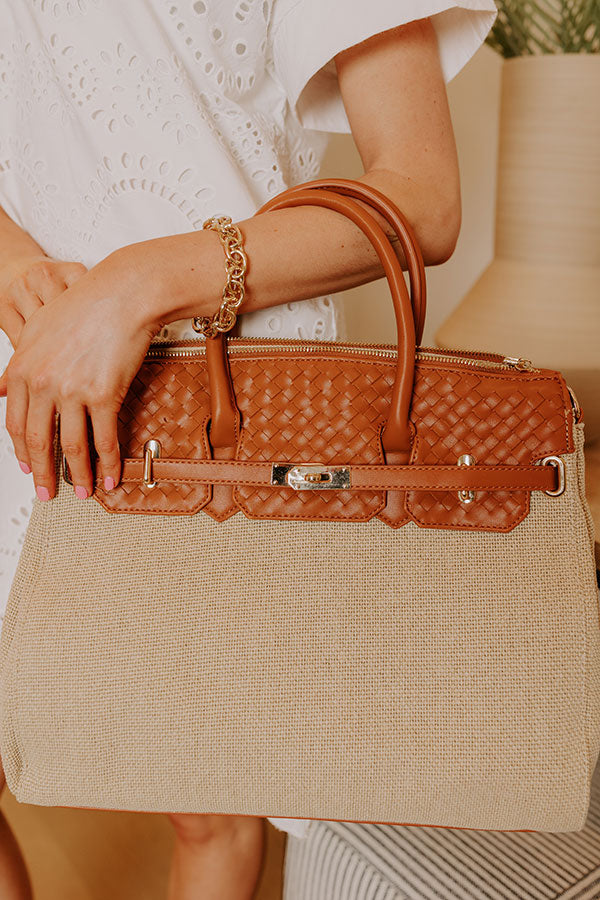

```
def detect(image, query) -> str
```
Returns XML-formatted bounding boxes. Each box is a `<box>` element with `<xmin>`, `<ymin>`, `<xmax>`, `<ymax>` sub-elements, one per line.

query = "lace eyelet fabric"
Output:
<box><xmin>0</xmin><ymin>0</ymin><xmax>497</xmax><ymax>839</ymax></box>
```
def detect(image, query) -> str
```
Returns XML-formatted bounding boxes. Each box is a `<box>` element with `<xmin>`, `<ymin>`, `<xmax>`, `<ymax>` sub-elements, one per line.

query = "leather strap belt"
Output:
<box><xmin>92</xmin><ymin>457</ymin><xmax>564</xmax><ymax>495</ymax></box>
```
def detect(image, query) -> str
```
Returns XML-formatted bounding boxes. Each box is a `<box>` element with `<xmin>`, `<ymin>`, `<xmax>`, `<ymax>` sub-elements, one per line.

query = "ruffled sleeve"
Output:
<box><xmin>269</xmin><ymin>0</ymin><xmax>497</xmax><ymax>133</ymax></box>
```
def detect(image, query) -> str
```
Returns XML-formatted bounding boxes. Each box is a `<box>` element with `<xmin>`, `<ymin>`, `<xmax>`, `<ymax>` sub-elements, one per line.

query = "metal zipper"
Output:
<box><xmin>146</xmin><ymin>336</ymin><xmax>536</xmax><ymax>372</ymax></box>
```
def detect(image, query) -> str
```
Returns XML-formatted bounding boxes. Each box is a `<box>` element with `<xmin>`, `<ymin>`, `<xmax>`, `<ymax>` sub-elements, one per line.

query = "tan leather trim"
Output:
<box><xmin>205</xmin><ymin>333</ymin><xmax>240</xmax><ymax>450</ymax></box>
<box><xmin>96</xmin><ymin>458</ymin><xmax>560</xmax><ymax>493</ymax></box>
<box><xmin>377</xmin><ymin>423</ymin><xmax>414</xmax><ymax>528</ymax></box>
<box><xmin>83</xmin><ymin>341</ymin><xmax>572</xmax><ymax>527</ymax></box>
<box><xmin>200</xmin><ymin>444</ymin><xmax>238</xmax><ymax>522</ymax></box>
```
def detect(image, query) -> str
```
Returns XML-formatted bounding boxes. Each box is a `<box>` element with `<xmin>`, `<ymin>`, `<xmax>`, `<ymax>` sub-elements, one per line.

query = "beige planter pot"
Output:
<box><xmin>436</xmin><ymin>55</ymin><xmax>600</xmax><ymax>442</ymax></box>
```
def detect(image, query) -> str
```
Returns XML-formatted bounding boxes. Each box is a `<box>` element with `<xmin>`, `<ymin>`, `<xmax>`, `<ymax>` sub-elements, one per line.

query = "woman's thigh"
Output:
<box><xmin>167</xmin><ymin>812</ymin><xmax>264</xmax><ymax>844</ymax></box>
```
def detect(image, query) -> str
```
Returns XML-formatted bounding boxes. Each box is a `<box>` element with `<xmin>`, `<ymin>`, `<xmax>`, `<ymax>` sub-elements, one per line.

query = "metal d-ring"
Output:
<box><xmin>541</xmin><ymin>455</ymin><xmax>566</xmax><ymax>497</ymax></box>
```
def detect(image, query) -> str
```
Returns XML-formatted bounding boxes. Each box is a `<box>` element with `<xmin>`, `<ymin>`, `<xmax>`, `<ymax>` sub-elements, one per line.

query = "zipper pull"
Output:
<box><xmin>503</xmin><ymin>356</ymin><xmax>534</xmax><ymax>371</ymax></box>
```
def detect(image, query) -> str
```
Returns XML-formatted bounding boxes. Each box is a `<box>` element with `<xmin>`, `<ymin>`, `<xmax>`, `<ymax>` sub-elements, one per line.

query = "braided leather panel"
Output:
<box><xmin>231</xmin><ymin>356</ymin><xmax>386</xmax><ymax>522</ymax></box>
<box><xmin>91</xmin><ymin>345</ymin><xmax>573</xmax><ymax>530</ymax></box>
<box><xmin>94</xmin><ymin>361</ymin><xmax>212</xmax><ymax>516</ymax></box>
<box><xmin>406</xmin><ymin>364</ymin><xmax>572</xmax><ymax>531</ymax></box>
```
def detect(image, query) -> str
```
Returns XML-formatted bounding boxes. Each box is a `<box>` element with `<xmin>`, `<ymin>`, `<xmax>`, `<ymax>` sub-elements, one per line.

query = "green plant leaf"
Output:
<box><xmin>486</xmin><ymin>0</ymin><xmax>600</xmax><ymax>56</ymax></box>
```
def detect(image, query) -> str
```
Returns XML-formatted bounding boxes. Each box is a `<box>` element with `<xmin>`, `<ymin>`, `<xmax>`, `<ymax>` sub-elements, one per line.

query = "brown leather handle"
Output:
<box><xmin>261</xmin><ymin>178</ymin><xmax>426</xmax><ymax>344</ymax></box>
<box><xmin>254</xmin><ymin>186</ymin><xmax>419</xmax><ymax>455</ymax></box>
<box><xmin>206</xmin><ymin>181</ymin><xmax>423</xmax><ymax>458</ymax></box>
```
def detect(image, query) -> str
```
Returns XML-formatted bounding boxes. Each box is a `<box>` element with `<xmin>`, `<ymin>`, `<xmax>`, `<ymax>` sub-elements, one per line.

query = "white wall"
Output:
<box><xmin>318</xmin><ymin>45</ymin><xmax>502</xmax><ymax>346</ymax></box>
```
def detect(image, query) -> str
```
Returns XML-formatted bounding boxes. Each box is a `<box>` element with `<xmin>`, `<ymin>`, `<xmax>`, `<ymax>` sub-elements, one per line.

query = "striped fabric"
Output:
<box><xmin>283</xmin><ymin>762</ymin><xmax>600</xmax><ymax>900</ymax></box>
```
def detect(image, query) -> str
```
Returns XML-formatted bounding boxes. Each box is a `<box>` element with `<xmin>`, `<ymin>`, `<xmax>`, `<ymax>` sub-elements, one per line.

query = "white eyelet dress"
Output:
<box><xmin>0</xmin><ymin>0</ymin><xmax>496</xmax><ymax>840</ymax></box>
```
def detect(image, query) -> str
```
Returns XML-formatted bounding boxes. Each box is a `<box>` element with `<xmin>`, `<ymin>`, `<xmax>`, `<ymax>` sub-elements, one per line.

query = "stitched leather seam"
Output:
<box><xmin>204</xmin><ymin>505</ymin><xmax>238</xmax><ymax>521</ymax></box>
<box><xmin>407</xmin><ymin>497</ymin><xmax>531</xmax><ymax>533</ymax></box>
<box><xmin>115</xmin><ymin>461</ymin><xmax>556</xmax><ymax>474</ymax></box>
<box><xmin>226</xmin><ymin>366</ymin><xmax>241</xmax><ymax>445</ymax></box>
<box><xmin>238</xmin><ymin>506</ymin><xmax>384</xmax><ymax>522</ymax></box>
<box><xmin>207</xmin><ymin>486</ymin><xmax>239</xmax><ymax>519</ymax></box>
<box><xmin>94</xmin><ymin>489</ymin><xmax>211</xmax><ymax>516</ymax></box>
<box><xmin>93</xmin><ymin>504</ymin><xmax>203</xmax><ymax>516</ymax></box>
<box><xmin>377</xmin><ymin>418</ymin><xmax>406</xmax><ymax>525</ymax></box>
<box><xmin>563</xmin><ymin>385</ymin><xmax>573</xmax><ymax>453</ymax></box>
<box><xmin>95</xmin><ymin>504</ymin><xmax>210</xmax><ymax>515</ymax></box>
<box><xmin>377</xmin><ymin>510</ymin><xmax>411</xmax><ymax>527</ymax></box>
<box><xmin>375</xmin><ymin>419</ymin><xmax>387</xmax><ymax>466</ymax></box>
<box><xmin>114</xmin><ymin>478</ymin><xmax>550</xmax><ymax>491</ymax></box>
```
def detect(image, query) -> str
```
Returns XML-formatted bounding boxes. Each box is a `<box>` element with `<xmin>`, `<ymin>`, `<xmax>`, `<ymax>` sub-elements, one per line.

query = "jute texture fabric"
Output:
<box><xmin>283</xmin><ymin>758</ymin><xmax>600</xmax><ymax>899</ymax></box>
<box><xmin>0</xmin><ymin>423</ymin><xmax>598</xmax><ymax>832</ymax></box>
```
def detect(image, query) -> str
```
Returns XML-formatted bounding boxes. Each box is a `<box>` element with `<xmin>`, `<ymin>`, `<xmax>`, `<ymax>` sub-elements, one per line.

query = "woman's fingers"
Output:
<box><xmin>24</xmin><ymin>260</ymin><xmax>80</xmax><ymax>305</ymax></box>
<box><xmin>61</xmin><ymin>262</ymin><xmax>88</xmax><ymax>288</ymax></box>
<box><xmin>40</xmin><ymin>402</ymin><xmax>121</xmax><ymax>498</ymax></box>
<box><xmin>6</xmin><ymin>377</ymin><xmax>120</xmax><ymax>500</ymax></box>
<box><xmin>25</xmin><ymin>394</ymin><xmax>57</xmax><ymax>500</ymax></box>
<box><xmin>89</xmin><ymin>404</ymin><xmax>121</xmax><ymax>492</ymax></box>
<box><xmin>11</xmin><ymin>279</ymin><xmax>46</xmax><ymax>317</ymax></box>
<box><xmin>0</xmin><ymin>260</ymin><xmax>88</xmax><ymax>354</ymax></box>
<box><xmin>0</xmin><ymin>305</ymin><xmax>25</xmax><ymax>350</ymax></box>
<box><xmin>20</xmin><ymin>260</ymin><xmax>65</xmax><ymax>311</ymax></box>
<box><xmin>4</xmin><ymin>370</ymin><xmax>31</xmax><ymax>471</ymax></box>
<box><xmin>59</xmin><ymin>403</ymin><xmax>94</xmax><ymax>498</ymax></box>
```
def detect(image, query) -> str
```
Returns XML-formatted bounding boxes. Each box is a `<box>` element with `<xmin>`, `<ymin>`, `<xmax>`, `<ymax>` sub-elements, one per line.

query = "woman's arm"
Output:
<box><xmin>0</xmin><ymin>206</ymin><xmax>47</xmax><ymax>264</ymax></box>
<box><xmin>0</xmin><ymin>206</ymin><xmax>87</xmax><ymax>349</ymax></box>
<box><xmin>123</xmin><ymin>18</ymin><xmax>461</xmax><ymax>329</ymax></box>
<box><xmin>2</xmin><ymin>17</ymin><xmax>461</xmax><ymax>501</ymax></box>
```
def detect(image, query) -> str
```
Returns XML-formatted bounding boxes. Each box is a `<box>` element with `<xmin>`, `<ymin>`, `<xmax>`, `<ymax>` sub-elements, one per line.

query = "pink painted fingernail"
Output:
<box><xmin>74</xmin><ymin>485</ymin><xmax>89</xmax><ymax>500</ymax></box>
<box><xmin>19</xmin><ymin>461</ymin><xmax>31</xmax><ymax>474</ymax></box>
<box><xmin>36</xmin><ymin>485</ymin><xmax>50</xmax><ymax>502</ymax></box>
<box><xmin>104</xmin><ymin>476</ymin><xmax>115</xmax><ymax>491</ymax></box>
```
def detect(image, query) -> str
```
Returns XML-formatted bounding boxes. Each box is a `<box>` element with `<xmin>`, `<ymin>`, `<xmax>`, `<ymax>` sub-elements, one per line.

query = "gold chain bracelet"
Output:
<box><xmin>192</xmin><ymin>216</ymin><xmax>248</xmax><ymax>339</ymax></box>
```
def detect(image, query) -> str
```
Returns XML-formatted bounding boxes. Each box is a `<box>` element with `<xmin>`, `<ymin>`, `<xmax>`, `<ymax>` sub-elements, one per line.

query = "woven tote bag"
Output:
<box><xmin>0</xmin><ymin>179</ymin><xmax>598</xmax><ymax>834</ymax></box>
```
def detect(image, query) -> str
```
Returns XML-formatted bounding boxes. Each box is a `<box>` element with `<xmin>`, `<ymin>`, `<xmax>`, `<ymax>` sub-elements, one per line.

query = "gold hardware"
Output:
<box><xmin>143</xmin><ymin>439</ymin><xmax>161</xmax><ymax>488</ymax></box>
<box><xmin>271</xmin><ymin>463</ymin><xmax>351</xmax><ymax>491</ymax></box>
<box><xmin>541</xmin><ymin>455</ymin><xmax>566</xmax><ymax>497</ymax></box>
<box><xmin>457</xmin><ymin>454</ymin><xmax>475</xmax><ymax>504</ymax></box>
<box><xmin>192</xmin><ymin>217</ymin><xmax>247</xmax><ymax>339</ymax></box>
<box><xmin>147</xmin><ymin>338</ymin><xmax>539</xmax><ymax>373</ymax></box>
<box><xmin>502</xmin><ymin>356</ymin><xmax>534</xmax><ymax>371</ymax></box>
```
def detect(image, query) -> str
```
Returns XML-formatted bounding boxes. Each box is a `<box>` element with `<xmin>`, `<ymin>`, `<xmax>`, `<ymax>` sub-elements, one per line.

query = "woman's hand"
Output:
<box><xmin>0</xmin><ymin>255</ymin><xmax>88</xmax><ymax>348</ymax></box>
<box><xmin>0</xmin><ymin>245</ymin><xmax>171</xmax><ymax>501</ymax></box>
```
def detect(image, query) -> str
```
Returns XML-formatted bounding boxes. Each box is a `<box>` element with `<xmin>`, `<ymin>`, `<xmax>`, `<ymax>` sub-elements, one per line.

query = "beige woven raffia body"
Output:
<box><xmin>0</xmin><ymin>422</ymin><xmax>597</xmax><ymax>833</ymax></box>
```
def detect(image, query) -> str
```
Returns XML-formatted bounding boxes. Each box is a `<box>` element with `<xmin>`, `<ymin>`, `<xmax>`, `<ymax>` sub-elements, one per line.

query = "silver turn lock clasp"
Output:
<box><xmin>271</xmin><ymin>463</ymin><xmax>351</xmax><ymax>491</ymax></box>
